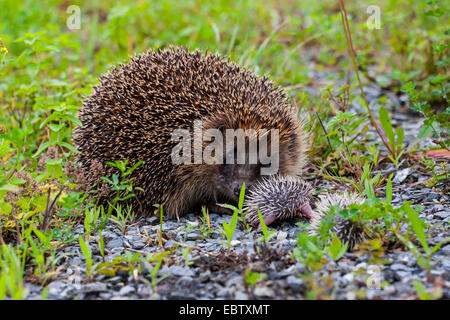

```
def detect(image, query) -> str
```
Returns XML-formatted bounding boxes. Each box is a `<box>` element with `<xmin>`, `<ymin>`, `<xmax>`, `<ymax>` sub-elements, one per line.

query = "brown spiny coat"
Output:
<box><xmin>73</xmin><ymin>48</ymin><xmax>309</xmax><ymax>218</ymax></box>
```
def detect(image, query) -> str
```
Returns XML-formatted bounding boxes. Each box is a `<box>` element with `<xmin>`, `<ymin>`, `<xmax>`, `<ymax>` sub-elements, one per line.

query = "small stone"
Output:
<box><xmin>343</xmin><ymin>273</ymin><xmax>354</xmax><ymax>282</ymax></box>
<box><xmin>226</xmin><ymin>276</ymin><xmax>243</xmax><ymax>288</ymax></box>
<box><xmin>132</xmin><ymin>241</ymin><xmax>146</xmax><ymax>249</ymax></box>
<box><xmin>395</xmin><ymin>271</ymin><xmax>410</xmax><ymax>280</ymax></box>
<box><xmin>82</xmin><ymin>282</ymin><xmax>108</xmax><ymax>293</ymax></box>
<box><xmin>346</xmin><ymin>291</ymin><xmax>357</xmax><ymax>300</ymax></box>
<box><xmin>431</xmin><ymin>269</ymin><xmax>445</xmax><ymax>277</ymax></box>
<box><xmin>110</xmin><ymin>247</ymin><xmax>124</xmax><ymax>255</ymax></box>
<box><xmin>147</xmin><ymin>216</ymin><xmax>159</xmax><ymax>224</ymax></box>
<box><xmin>230</xmin><ymin>240</ymin><xmax>241</xmax><ymax>247</ymax></box>
<box><xmin>69</xmin><ymin>256</ymin><xmax>82</xmax><ymax>266</ymax></box>
<box><xmin>279</xmin><ymin>265</ymin><xmax>296</xmax><ymax>277</ymax></box>
<box><xmin>355</xmin><ymin>262</ymin><xmax>368</xmax><ymax>270</ymax></box>
<box><xmin>161</xmin><ymin>222</ymin><xmax>176</xmax><ymax>232</ymax></box>
<box><xmin>187</xmin><ymin>221</ymin><xmax>199</xmax><ymax>227</ymax></box>
<box><xmin>337</xmin><ymin>261</ymin><xmax>352</xmax><ymax>272</ymax></box>
<box><xmin>99</xmin><ymin>292</ymin><xmax>112</xmax><ymax>299</ymax></box>
<box><xmin>111</xmin><ymin>296</ymin><xmax>131</xmax><ymax>300</ymax></box>
<box><xmin>426</xmin><ymin>193</ymin><xmax>441</xmax><ymax>202</ymax></box>
<box><xmin>186</xmin><ymin>231</ymin><xmax>203</xmax><ymax>240</ymax></box>
<box><xmin>216</xmin><ymin>287</ymin><xmax>233</xmax><ymax>297</ymax></box>
<box><xmin>253</xmin><ymin>286</ymin><xmax>275</xmax><ymax>298</ymax></box>
<box><xmin>119</xmin><ymin>285</ymin><xmax>136</xmax><ymax>296</ymax></box>
<box><xmin>434</xmin><ymin>211</ymin><xmax>449</xmax><ymax>219</ymax></box>
<box><xmin>295</xmin><ymin>263</ymin><xmax>306</xmax><ymax>274</ymax></box>
<box><xmin>390</xmin><ymin>263</ymin><xmax>411</xmax><ymax>271</ymax></box>
<box><xmin>277</xmin><ymin>231</ymin><xmax>288</xmax><ymax>241</ymax></box>
<box><xmin>235</xmin><ymin>291</ymin><xmax>249</xmax><ymax>300</ymax></box>
<box><xmin>393</xmin><ymin>168</ymin><xmax>414</xmax><ymax>184</ymax></box>
<box><xmin>210</xmin><ymin>231</ymin><xmax>222</xmax><ymax>239</ymax></box>
<box><xmin>164</xmin><ymin>239</ymin><xmax>177</xmax><ymax>249</ymax></box>
<box><xmin>199</xmin><ymin>271</ymin><xmax>211</xmax><ymax>282</ymax></box>
<box><xmin>169</xmin><ymin>265</ymin><xmax>195</xmax><ymax>277</ymax></box>
<box><xmin>47</xmin><ymin>280</ymin><xmax>67</xmax><ymax>296</ymax></box>
<box><xmin>442</xmin><ymin>259</ymin><xmax>450</xmax><ymax>271</ymax></box>
<box><xmin>107</xmin><ymin>238</ymin><xmax>124</xmax><ymax>250</ymax></box>
<box><xmin>138</xmin><ymin>286</ymin><xmax>153</xmax><ymax>297</ymax></box>
<box><xmin>176</xmin><ymin>276</ymin><xmax>194</xmax><ymax>286</ymax></box>
<box><xmin>286</xmin><ymin>275</ymin><xmax>304</xmax><ymax>290</ymax></box>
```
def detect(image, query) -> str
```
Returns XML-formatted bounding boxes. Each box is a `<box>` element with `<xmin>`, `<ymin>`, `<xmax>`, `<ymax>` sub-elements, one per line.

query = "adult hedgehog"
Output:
<box><xmin>73</xmin><ymin>47</ymin><xmax>310</xmax><ymax>220</ymax></box>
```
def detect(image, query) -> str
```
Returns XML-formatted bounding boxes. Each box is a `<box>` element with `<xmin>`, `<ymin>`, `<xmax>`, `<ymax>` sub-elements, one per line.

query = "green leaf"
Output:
<box><xmin>218</xmin><ymin>203</ymin><xmax>238</xmax><ymax>212</ymax></box>
<box><xmin>417</xmin><ymin>124</ymin><xmax>434</xmax><ymax>141</ymax></box>
<box><xmin>45</xmin><ymin>158</ymin><xmax>63</xmax><ymax>165</ymax></box>
<box><xmin>32</xmin><ymin>141</ymin><xmax>55</xmax><ymax>158</ymax></box>
<box><xmin>0</xmin><ymin>183</ymin><xmax>20</xmax><ymax>193</ymax></box>
<box><xmin>404</xmin><ymin>203</ymin><xmax>429</xmax><ymax>253</ymax></box>
<box><xmin>329</xmin><ymin>236</ymin><xmax>347</xmax><ymax>261</ymax></box>
<box><xmin>379</xmin><ymin>107</ymin><xmax>396</xmax><ymax>152</ymax></box>
<box><xmin>79</xmin><ymin>235</ymin><xmax>92</xmax><ymax>275</ymax></box>
<box><xmin>229</xmin><ymin>209</ymin><xmax>238</xmax><ymax>234</ymax></box>
<box><xmin>394</xmin><ymin>231</ymin><xmax>426</xmax><ymax>269</ymax></box>
<box><xmin>257</xmin><ymin>209</ymin><xmax>268</xmax><ymax>235</ymax></box>
<box><xmin>413</xmin><ymin>280</ymin><xmax>431</xmax><ymax>300</ymax></box>
<box><xmin>386</xmin><ymin>174</ymin><xmax>393</xmax><ymax>205</ymax></box>
<box><xmin>98</xmin><ymin>230</ymin><xmax>105</xmax><ymax>258</ymax></box>
<box><xmin>238</xmin><ymin>182</ymin><xmax>245</xmax><ymax>211</ymax></box>
<box><xmin>396</xmin><ymin>128</ymin><xmax>404</xmax><ymax>154</ymax></box>
<box><xmin>33</xmin><ymin>228</ymin><xmax>50</xmax><ymax>247</ymax></box>
<box><xmin>59</xmin><ymin>141</ymin><xmax>80</xmax><ymax>154</ymax></box>
<box><xmin>48</xmin><ymin>123</ymin><xmax>65</xmax><ymax>132</ymax></box>
<box><xmin>430</xmin><ymin>237</ymin><xmax>450</xmax><ymax>255</ymax></box>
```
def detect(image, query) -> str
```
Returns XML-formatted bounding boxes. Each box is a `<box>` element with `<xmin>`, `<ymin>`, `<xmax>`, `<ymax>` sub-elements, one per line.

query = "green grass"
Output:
<box><xmin>0</xmin><ymin>0</ymin><xmax>448</xmax><ymax>299</ymax></box>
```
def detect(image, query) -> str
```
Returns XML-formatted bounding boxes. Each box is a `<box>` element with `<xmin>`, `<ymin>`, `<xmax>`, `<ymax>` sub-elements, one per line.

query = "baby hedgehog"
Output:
<box><xmin>307</xmin><ymin>192</ymin><xmax>365</xmax><ymax>251</ymax></box>
<box><xmin>73</xmin><ymin>47</ymin><xmax>310</xmax><ymax>218</ymax></box>
<box><xmin>243</xmin><ymin>175</ymin><xmax>313</xmax><ymax>227</ymax></box>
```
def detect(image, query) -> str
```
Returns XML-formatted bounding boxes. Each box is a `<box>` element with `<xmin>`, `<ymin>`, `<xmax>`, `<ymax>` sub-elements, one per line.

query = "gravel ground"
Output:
<box><xmin>24</xmin><ymin>84</ymin><xmax>449</xmax><ymax>300</ymax></box>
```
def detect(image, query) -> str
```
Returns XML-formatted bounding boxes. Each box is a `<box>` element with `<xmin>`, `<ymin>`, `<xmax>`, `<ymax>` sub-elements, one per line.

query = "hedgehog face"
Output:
<box><xmin>216</xmin><ymin>163</ymin><xmax>260</xmax><ymax>201</ymax></box>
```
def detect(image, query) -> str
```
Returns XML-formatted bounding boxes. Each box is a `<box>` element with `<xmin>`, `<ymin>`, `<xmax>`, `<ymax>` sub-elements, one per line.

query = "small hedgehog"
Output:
<box><xmin>73</xmin><ymin>48</ymin><xmax>310</xmax><ymax>218</ymax></box>
<box><xmin>243</xmin><ymin>175</ymin><xmax>313</xmax><ymax>227</ymax></box>
<box><xmin>307</xmin><ymin>192</ymin><xmax>365</xmax><ymax>251</ymax></box>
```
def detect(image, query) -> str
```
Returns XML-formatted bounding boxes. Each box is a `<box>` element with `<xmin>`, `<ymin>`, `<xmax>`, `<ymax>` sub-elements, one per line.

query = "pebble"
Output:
<box><xmin>81</xmin><ymin>282</ymin><xmax>108</xmax><ymax>293</ymax></box>
<box><xmin>390</xmin><ymin>263</ymin><xmax>411</xmax><ymax>272</ymax></box>
<box><xmin>216</xmin><ymin>287</ymin><xmax>233</xmax><ymax>297</ymax></box>
<box><xmin>426</xmin><ymin>193</ymin><xmax>441</xmax><ymax>202</ymax></box>
<box><xmin>176</xmin><ymin>276</ymin><xmax>195</xmax><ymax>286</ymax></box>
<box><xmin>253</xmin><ymin>286</ymin><xmax>275</xmax><ymax>298</ymax></box>
<box><xmin>434</xmin><ymin>211</ymin><xmax>450</xmax><ymax>219</ymax></box>
<box><xmin>295</xmin><ymin>263</ymin><xmax>306</xmax><ymax>274</ymax></box>
<box><xmin>393</xmin><ymin>168</ymin><xmax>414</xmax><ymax>184</ymax></box>
<box><xmin>186</xmin><ymin>231</ymin><xmax>203</xmax><ymax>240</ymax></box>
<box><xmin>99</xmin><ymin>292</ymin><xmax>112</xmax><ymax>299</ymax></box>
<box><xmin>277</xmin><ymin>231</ymin><xmax>288</xmax><ymax>241</ymax></box>
<box><xmin>230</xmin><ymin>240</ymin><xmax>241</xmax><ymax>247</ymax></box>
<box><xmin>169</xmin><ymin>265</ymin><xmax>195</xmax><ymax>277</ymax></box>
<box><xmin>119</xmin><ymin>285</ymin><xmax>136</xmax><ymax>296</ymax></box>
<box><xmin>343</xmin><ymin>273</ymin><xmax>354</xmax><ymax>283</ymax></box>
<box><xmin>235</xmin><ymin>291</ymin><xmax>249</xmax><ymax>300</ymax></box>
<box><xmin>47</xmin><ymin>281</ymin><xmax>67</xmax><ymax>296</ymax></box>
<box><xmin>106</xmin><ymin>238</ymin><xmax>124</xmax><ymax>250</ymax></box>
<box><xmin>286</xmin><ymin>275</ymin><xmax>304</xmax><ymax>290</ymax></box>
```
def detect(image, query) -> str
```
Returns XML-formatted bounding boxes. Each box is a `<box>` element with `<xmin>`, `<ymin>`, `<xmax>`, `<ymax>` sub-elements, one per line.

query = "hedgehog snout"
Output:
<box><xmin>233</xmin><ymin>181</ymin><xmax>255</xmax><ymax>197</ymax></box>
<box><xmin>299</xmin><ymin>202</ymin><xmax>313</xmax><ymax>219</ymax></box>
